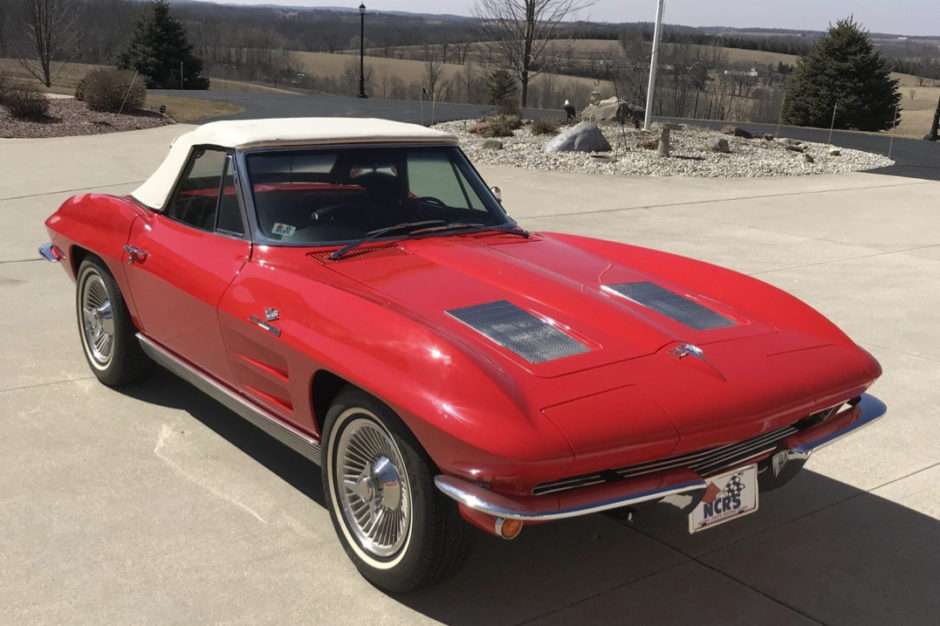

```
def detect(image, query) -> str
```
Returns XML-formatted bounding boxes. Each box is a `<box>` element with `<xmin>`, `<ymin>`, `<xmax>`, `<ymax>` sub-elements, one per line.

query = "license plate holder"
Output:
<box><xmin>689</xmin><ymin>464</ymin><xmax>759</xmax><ymax>533</ymax></box>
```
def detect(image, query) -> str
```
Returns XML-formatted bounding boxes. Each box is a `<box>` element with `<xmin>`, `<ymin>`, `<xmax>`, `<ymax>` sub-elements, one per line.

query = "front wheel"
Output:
<box><xmin>321</xmin><ymin>388</ymin><xmax>470</xmax><ymax>592</ymax></box>
<box><xmin>76</xmin><ymin>257</ymin><xmax>152</xmax><ymax>386</ymax></box>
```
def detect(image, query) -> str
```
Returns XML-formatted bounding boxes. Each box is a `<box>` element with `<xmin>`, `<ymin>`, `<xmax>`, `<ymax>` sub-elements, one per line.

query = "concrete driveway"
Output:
<box><xmin>1</xmin><ymin>126</ymin><xmax>938</xmax><ymax>625</ymax></box>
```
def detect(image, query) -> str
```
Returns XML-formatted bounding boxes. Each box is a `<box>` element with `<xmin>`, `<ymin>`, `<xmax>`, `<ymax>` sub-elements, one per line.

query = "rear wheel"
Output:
<box><xmin>321</xmin><ymin>387</ymin><xmax>470</xmax><ymax>592</ymax></box>
<box><xmin>76</xmin><ymin>257</ymin><xmax>152</xmax><ymax>386</ymax></box>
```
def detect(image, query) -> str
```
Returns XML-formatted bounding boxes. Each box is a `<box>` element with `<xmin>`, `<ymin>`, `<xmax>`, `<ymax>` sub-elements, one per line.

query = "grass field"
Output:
<box><xmin>0</xmin><ymin>58</ymin><xmax>103</xmax><ymax>94</ymax></box>
<box><xmin>291</xmin><ymin>50</ymin><xmax>610</xmax><ymax>107</ymax></box>
<box><xmin>143</xmin><ymin>94</ymin><xmax>241</xmax><ymax>123</ymax></box>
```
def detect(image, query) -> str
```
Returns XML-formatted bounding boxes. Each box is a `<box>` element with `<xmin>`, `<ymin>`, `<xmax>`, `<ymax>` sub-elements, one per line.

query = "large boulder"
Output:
<box><xmin>712</xmin><ymin>138</ymin><xmax>731</xmax><ymax>154</ymax></box>
<box><xmin>581</xmin><ymin>97</ymin><xmax>644</xmax><ymax>128</ymax></box>
<box><xmin>544</xmin><ymin>122</ymin><xmax>611</xmax><ymax>153</ymax></box>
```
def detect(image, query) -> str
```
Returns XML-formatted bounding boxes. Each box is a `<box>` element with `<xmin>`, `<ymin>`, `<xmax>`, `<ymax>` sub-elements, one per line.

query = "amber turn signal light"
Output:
<box><xmin>496</xmin><ymin>517</ymin><xmax>524</xmax><ymax>540</ymax></box>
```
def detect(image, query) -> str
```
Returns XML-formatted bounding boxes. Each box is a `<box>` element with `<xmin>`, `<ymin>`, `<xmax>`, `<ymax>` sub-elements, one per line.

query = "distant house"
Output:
<box><xmin>723</xmin><ymin>67</ymin><xmax>759</xmax><ymax>80</ymax></box>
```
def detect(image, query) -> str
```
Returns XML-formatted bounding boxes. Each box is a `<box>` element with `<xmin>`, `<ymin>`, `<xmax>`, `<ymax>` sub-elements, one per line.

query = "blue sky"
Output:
<box><xmin>192</xmin><ymin>1</ymin><xmax>940</xmax><ymax>37</ymax></box>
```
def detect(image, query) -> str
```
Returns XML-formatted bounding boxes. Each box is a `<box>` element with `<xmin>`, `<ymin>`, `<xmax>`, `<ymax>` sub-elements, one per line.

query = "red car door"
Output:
<box><xmin>124</xmin><ymin>147</ymin><xmax>250</xmax><ymax>384</ymax></box>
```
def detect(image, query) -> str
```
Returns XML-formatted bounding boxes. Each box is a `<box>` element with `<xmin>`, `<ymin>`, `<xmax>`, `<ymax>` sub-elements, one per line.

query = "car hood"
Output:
<box><xmin>319</xmin><ymin>232</ymin><xmax>781</xmax><ymax>377</ymax></box>
<box><xmin>309</xmin><ymin>231</ymin><xmax>879</xmax><ymax>463</ymax></box>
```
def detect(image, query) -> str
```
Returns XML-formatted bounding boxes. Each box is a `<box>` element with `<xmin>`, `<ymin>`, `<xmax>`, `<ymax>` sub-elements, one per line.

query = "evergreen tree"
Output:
<box><xmin>117</xmin><ymin>0</ymin><xmax>209</xmax><ymax>90</ymax></box>
<box><xmin>782</xmin><ymin>18</ymin><xmax>900</xmax><ymax>131</ymax></box>
<box><xmin>486</xmin><ymin>69</ymin><xmax>517</xmax><ymax>114</ymax></box>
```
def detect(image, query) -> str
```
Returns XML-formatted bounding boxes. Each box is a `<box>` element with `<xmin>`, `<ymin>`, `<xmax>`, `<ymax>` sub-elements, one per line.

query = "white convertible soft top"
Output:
<box><xmin>131</xmin><ymin>117</ymin><xmax>458</xmax><ymax>210</ymax></box>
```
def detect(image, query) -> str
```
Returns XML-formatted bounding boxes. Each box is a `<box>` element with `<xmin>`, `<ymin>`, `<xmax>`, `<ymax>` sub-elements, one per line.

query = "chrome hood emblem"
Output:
<box><xmin>671</xmin><ymin>343</ymin><xmax>705</xmax><ymax>361</ymax></box>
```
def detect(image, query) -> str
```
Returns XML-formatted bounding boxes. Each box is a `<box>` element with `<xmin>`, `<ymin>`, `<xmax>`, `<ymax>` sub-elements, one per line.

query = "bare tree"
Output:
<box><xmin>453</xmin><ymin>39</ymin><xmax>475</xmax><ymax>65</ymax></box>
<box><xmin>473</xmin><ymin>0</ymin><xmax>594</xmax><ymax>107</ymax></box>
<box><xmin>17</xmin><ymin>0</ymin><xmax>77</xmax><ymax>87</ymax></box>
<box><xmin>0</xmin><ymin>0</ymin><xmax>8</xmax><ymax>56</ymax></box>
<box><xmin>422</xmin><ymin>44</ymin><xmax>446</xmax><ymax>100</ymax></box>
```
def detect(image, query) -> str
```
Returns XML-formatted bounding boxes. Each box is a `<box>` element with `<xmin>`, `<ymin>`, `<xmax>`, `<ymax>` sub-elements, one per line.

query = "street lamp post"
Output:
<box><xmin>358</xmin><ymin>3</ymin><xmax>367</xmax><ymax>98</ymax></box>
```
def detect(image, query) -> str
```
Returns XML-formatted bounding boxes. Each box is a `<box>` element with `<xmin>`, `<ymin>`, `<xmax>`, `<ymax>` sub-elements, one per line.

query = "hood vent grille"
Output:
<box><xmin>604</xmin><ymin>282</ymin><xmax>734</xmax><ymax>331</ymax></box>
<box><xmin>447</xmin><ymin>300</ymin><xmax>589</xmax><ymax>363</ymax></box>
<box><xmin>310</xmin><ymin>245</ymin><xmax>406</xmax><ymax>263</ymax></box>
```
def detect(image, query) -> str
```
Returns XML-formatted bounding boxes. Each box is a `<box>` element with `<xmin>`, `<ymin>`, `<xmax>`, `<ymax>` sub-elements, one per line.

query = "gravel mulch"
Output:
<box><xmin>435</xmin><ymin>120</ymin><xmax>895</xmax><ymax>178</ymax></box>
<box><xmin>0</xmin><ymin>98</ymin><xmax>172</xmax><ymax>139</ymax></box>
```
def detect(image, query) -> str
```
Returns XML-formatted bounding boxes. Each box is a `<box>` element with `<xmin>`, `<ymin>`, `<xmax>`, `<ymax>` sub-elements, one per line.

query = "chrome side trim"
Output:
<box><xmin>248</xmin><ymin>314</ymin><xmax>282</xmax><ymax>337</ymax></box>
<box><xmin>435</xmin><ymin>474</ymin><xmax>706</xmax><ymax>521</ymax></box>
<box><xmin>39</xmin><ymin>243</ymin><xmax>60</xmax><ymax>262</ymax></box>
<box><xmin>137</xmin><ymin>333</ymin><xmax>321</xmax><ymax>464</ymax></box>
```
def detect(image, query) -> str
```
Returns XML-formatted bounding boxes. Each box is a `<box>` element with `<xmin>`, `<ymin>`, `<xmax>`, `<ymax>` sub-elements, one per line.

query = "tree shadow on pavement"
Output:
<box><xmin>401</xmin><ymin>472</ymin><xmax>939</xmax><ymax>625</ymax></box>
<box><xmin>121</xmin><ymin>366</ymin><xmax>325</xmax><ymax>506</ymax></box>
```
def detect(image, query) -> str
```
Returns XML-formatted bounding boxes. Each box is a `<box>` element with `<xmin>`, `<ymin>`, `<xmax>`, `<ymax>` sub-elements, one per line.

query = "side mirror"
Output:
<box><xmin>490</xmin><ymin>186</ymin><xmax>502</xmax><ymax>202</ymax></box>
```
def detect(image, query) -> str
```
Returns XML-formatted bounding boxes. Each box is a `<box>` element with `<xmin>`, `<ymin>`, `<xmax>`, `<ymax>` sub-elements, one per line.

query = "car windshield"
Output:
<box><xmin>244</xmin><ymin>145</ymin><xmax>511</xmax><ymax>245</ymax></box>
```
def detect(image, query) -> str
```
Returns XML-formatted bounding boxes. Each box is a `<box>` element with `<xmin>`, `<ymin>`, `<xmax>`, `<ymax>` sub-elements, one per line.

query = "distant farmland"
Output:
<box><xmin>291</xmin><ymin>50</ymin><xmax>613</xmax><ymax>109</ymax></box>
<box><xmin>297</xmin><ymin>43</ymin><xmax>938</xmax><ymax>138</ymax></box>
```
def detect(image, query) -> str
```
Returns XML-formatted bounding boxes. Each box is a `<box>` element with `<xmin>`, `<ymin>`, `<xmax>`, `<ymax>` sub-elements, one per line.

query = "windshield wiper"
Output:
<box><xmin>408</xmin><ymin>222</ymin><xmax>487</xmax><ymax>235</ymax></box>
<box><xmin>410</xmin><ymin>222</ymin><xmax>531</xmax><ymax>238</ymax></box>
<box><xmin>329</xmin><ymin>220</ymin><xmax>446</xmax><ymax>260</ymax></box>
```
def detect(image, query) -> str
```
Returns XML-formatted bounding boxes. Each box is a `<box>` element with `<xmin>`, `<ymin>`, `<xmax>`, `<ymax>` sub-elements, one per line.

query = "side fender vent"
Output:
<box><xmin>447</xmin><ymin>300</ymin><xmax>589</xmax><ymax>363</ymax></box>
<box><xmin>604</xmin><ymin>282</ymin><xmax>734</xmax><ymax>330</ymax></box>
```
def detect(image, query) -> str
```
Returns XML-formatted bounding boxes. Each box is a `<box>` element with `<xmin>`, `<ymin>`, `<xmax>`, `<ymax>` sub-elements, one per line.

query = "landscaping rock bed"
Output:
<box><xmin>435</xmin><ymin>120</ymin><xmax>894</xmax><ymax>177</ymax></box>
<box><xmin>0</xmin><ymin>98</ymin><xmax>170</xmax><ymax>139</ymax></box>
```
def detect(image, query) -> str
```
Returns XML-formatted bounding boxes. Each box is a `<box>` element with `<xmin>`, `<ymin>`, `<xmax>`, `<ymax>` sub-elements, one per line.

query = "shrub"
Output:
<box><xmin>80</xmin><ymin>69</ymin><xmax>146</xmax><ymax>113</ymax></box>
<box><xmin>530</xmin><ymin>116</ymin><xmax>561</xmax><ymax>136</ymax></box>
<box><xmin>469</xmin><ymin>114</ymin><xmax>521</xmax><ymax>138</ymax></box>
<box><xmin>488</xmin><ymin>114</ymin><xmax>520</xmax><ymax>137</ymax></box>
<box><xmin>3</xmin><ymin>82</ymin><xmax>50</xmax><ymax>121</ymax></box>
<box><xmin>467</xmin><ymin>121</ymin><xmax>491</xmax><ymax>135</ymax></box>
<box><xmin>74</xmin><ymin>74</ymin><xmax>88</xmax><ymax>101</ymax></box>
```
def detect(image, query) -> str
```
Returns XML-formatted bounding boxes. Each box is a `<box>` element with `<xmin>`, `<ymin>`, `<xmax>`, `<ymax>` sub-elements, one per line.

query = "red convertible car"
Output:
<box><xmin>42</xmin><ymin>118</ymin><xmax>885</xmax><ymax>592</ymax></box>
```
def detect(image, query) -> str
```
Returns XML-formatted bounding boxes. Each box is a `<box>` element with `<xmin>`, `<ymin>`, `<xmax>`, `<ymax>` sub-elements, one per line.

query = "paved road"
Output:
<box><xmin>661</xmin><ymin>116</ymin><xmax>940</xmax><ymax>181</ymax></box>
<box><xmin>156</xmin><ymin>89</ymin><xmax>940</xmax><ymax>180</ymax></box>
<box><xmin>155</xmin><ymin>89</ymin><xmax>552</xmax><ymax>127</ymax></box>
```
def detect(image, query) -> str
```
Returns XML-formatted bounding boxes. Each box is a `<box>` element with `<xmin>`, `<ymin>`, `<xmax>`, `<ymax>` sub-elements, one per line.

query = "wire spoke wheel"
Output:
<box><xmin>335</xmin><ymin>414</ymin><xmax>411</xmax><ymax>558</ymax></box>
<box><xmin>80</xmin><ymin>272</ymin><xmax>115</xmax><ymax>366</ymax></box>
<box><xmin>322</xmin><ymin>388</ymin><xmax>471</xmax><ymax>592</ymax></box>
<box><xmin>74</xmin><ymin>257</ymin><xmax>152</xmax><ymax>387</ymax></box>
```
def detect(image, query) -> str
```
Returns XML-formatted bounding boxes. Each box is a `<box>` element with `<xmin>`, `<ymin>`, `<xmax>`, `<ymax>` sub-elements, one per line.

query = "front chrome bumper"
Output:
<box><xmin>435</xmin><ymin>393</ymin><xmax>887</xmax><ymax>522</ymax></box>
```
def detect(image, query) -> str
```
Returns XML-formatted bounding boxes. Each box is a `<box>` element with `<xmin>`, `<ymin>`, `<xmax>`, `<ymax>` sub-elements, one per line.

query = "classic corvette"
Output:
<box><xmin>41</xmin><ymin>118</ymin><xmax>885</xmax><ymax>592</ymax></box>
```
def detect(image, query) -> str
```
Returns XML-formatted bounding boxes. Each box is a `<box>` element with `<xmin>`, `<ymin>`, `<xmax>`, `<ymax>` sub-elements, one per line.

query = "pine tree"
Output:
<box><xmin>782</xmin><ymin>18</ymin><xmax>900</xmax><ymax>131</ymax></box>
<box><xmin>486</xmin><ymin>69</ymin><xmax>517</xmax><ymax>114</ymax></box>
<box><xmin>117</xmin><ymin>1</ymin><xmax>209</xmax><ymax>90</ymax></box>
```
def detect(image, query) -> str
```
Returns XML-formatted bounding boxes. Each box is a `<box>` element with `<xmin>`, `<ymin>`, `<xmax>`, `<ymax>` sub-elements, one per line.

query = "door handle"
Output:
<box><xmin>122</xmin><ymin>244</ymin><xmax>148</xmax><ymax>264</ymax></box>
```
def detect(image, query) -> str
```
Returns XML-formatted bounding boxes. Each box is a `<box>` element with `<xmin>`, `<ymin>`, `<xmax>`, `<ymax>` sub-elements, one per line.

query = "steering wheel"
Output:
<box><xmin>414</xmin><ymin>196</ymin><xmax>447</xmax><ymax>208</ymax></box>
<box><xmin>311</xmin><ymin>203</ymin><xmax>360</xmax><ymax>222</ymax></box>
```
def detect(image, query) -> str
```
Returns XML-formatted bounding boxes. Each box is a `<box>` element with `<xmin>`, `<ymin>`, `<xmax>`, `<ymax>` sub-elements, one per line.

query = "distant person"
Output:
<box><xmin>563</xmin><ymin>99</ymin><xmax>576</xmax><ymax>121</ymax></box>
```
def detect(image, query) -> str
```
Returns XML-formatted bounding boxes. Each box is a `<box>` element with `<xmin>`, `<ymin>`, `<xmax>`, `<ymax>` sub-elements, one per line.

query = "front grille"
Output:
<box><xmin>533</xmin><ymin>422</ymin><xmax>801</xmax><ymax>496</ymax></box>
